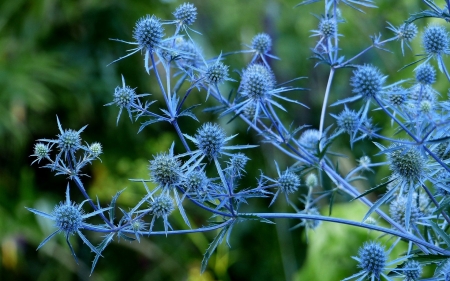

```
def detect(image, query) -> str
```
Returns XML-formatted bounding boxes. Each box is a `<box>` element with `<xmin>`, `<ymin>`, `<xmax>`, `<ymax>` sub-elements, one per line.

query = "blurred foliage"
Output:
<box><xmin>0</xmin><ymin>0</ymin><xmax>442</xmax><ymax>280</ymax></box>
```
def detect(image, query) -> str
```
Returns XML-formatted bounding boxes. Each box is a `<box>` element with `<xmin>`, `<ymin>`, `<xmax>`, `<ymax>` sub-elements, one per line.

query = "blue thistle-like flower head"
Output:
<box><xmin>184</xmin><ymin>170</ymin><xmax>208</xmax><ymax>193</ymax></box>
<box><xmin>58</xmin><ymin>129</ymin><xmax>81</xmax><ymax>154</ymax></box>
<box><xmin>403</xmin><ymin>260</ymin><xmax>422</xmax><ymax>281</ymax></box>
<box><xmin>226</xmin><ymin>152</ymin><xmax>250</xmax><ymax>177</ymax></box>
<box><xmin>388</xmin><ymin>144</ymin><xmax>424</xmax><ymax>182</ymax></box>
<box><xmin>205</xmin><ymin>61</ymin><xmax>229</xmax><ymax>84</ymax></box>
<box><xmin>415</xmin><ymin>63</ymin><xmax>436</xmax><ymax>85</ymax></box>
<box><xmin>133</xmin><ymin>15</ymin><xmax>164</xmax><ymax>52</ymax></box>
<box><xmin>53</xmin><ymin>201</ymin><xmax>83</xmax><ymax>235</ymax></box>
<box><xmin>89</xmin><ymin>142</ymin><xmax>102</xmax><ymax>158</ymax></box>
<box><xmin>298</xmin><ymin>129</ymin><xmax>320</xmax><ymax>150</ymax></box>
<box><xmin>398</xmin><ymin>23</ymin><xmax>418</xmax><ymax>42</ymax></box>
<box><xmin>240</xmin><ymin>64</ymin><xmax>275</xmax><ymax>100</ymax></box>
<box><xmin>387</xmin><ymin>86</ymin><xmax>407</xmax><ymax>107</ymax></box>
<box><xmin>175</xmin><ymin>39</ymin><xmax>203</xmax><ymax>69</ymax></box>
<box><xmin>251</xmin><ymin>33</ymin><xmax>272</xmax><ymax>54</ymax></box>
<box><xmin>319</xmin><ymin>18</ymin><xmax>336</xmax><ymax>38</ymax></box>
<box><xmin>357</xmin><ymin>241</ymin><xmax>387</xmax><ymax>278</ymax></box>
<box><xmin>336</xmin><ymin>107</ymin><xmax>359</xmax><ymax>134</ymax></box>
<box><xmin>194</xmin><ymin>123</ymin><xmax>226</xmax><ymax>159</ymax></box>
<box><xmin>173</xmin><ymin>3</ymin><xmax>197</xmax><ymax>26</ymax></box>
<box><xmin>113</xmin><ymin>82</ymin><xmax>136</xmax><ymax>109</ymax></box>
<box><xmin>351</xmin><ymin>64</ymin><xmax>385</xmax><ymax>100</ymax></box>
<box><xmin>277</xmin><ymin>170</ymin><xmax>301</xmax><ymax>194</ymax></box>
<box><xmin>149</xmin><ymin>152</ymin><xmax>182</xmax><ymax>187</ymax></box>
<box><xmin>32</xmin><ymin>143</ymin><xmax>51</xmax><ymax>164</ymax></box>
<box><xmin>389</xmin><ymin>195</ymin><xmax>422</xmax><ymax>229</ymax></box>
<box><xmin>305</xmin><ymin>173</ymin><xmax>318</xmax><ymax>188</ymax></box>
<box><xmin>149</xmin><ymin>195</ymin><xmax>175</xmax><ymax>218</ymax></box>
<box><xmin>304</xmin><ymin>208</ymin><xmax>321</xmax><ymax>230</ymax></box>
<box><xmin>408</xmin><ymin>84</ymin><xmax>436</xmax><ymax>103</ymax></box>
<box><xmin>423</xmin><ymin>25</ymin><xmax>449</xmax><ymax>56</ymax></box>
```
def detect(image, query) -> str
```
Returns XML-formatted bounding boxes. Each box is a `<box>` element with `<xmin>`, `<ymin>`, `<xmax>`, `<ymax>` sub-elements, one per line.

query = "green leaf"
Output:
<box><xmin>118</xmin><ymin>231</ymin><xmax>135</xmax><ymax>242</ymax></box>
<box><xmin>236</xmin><ymin>214</ymin><xmax>275</xmax><ymax>224</ymax></box>
<box><xmin>91</xmin><ymin>233</ymin><xmax>115</xmax><ymax>275</ymax></box>
<box><xmin>294</xmin><ymin>0</ymin><xmax>321</xmax><ymax>7</ymax></box>
<box><xmin>411</xmin><ymin>254</ymin><xmax>449</xmax><ymax>264</ymax></box>
<box><xmin>430</xmin><ymin>221</ymin><xmax>450</xmax><ymax>248</ymax></box>
<box><xmin>362</xmin><ymin>185</ymin><xmax>398</xmax><ymax>222</ymax></box>
<box><xmin>109</xmin><ymin>189</ymin><xmax>126</xmax><ymax>224</ymax></box>
<box><xmin>435</xmin><ymin>197</ymin><xmax>450</xmax><ymax>215</ymax></box>
<box><xmin>328</xmin><ymin>189</ymin><xmax>335</xmax><ymax>216</ymax></box>
<box><xmin>201</xmin><ymin>222</ymin><xmax>233</xmax><ymax>273</ymax></box>
<box><xmin>351</xmin><ymin>178</ymin><xmax>394</xmax><ymax>201</ymax></box>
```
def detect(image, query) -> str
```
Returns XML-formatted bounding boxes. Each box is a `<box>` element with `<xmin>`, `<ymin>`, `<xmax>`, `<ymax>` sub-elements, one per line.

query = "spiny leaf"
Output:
<box><xmin>201</xmin><ymin>222</ymin><xmax>233</xmax><ymax>273</ymax></box>
<box><xmin>430</xmin><ymin>221</ymin><xmax>450</xmax><ymax>248</ymax></box>
<box><xmin>109</xmin><ymin>189</ymin><xmax>126</xmax><ymax>224</ymax></box>
<box><xmin>237</xmin><ymin>214</ymin><xmax>275</xmax><ymax>224</ymax></box>
<box><xmin>351</xmin><ymin>178</ymin><xmax>394</xmax><ymax>201</ymax></box>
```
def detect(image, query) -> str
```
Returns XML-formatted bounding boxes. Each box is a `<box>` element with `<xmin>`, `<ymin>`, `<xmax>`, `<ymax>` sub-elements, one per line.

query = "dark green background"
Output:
<box><xmin>0</xmin><ymin>0</ymin><xmax>443</xmax><ymax>280</ymax></box>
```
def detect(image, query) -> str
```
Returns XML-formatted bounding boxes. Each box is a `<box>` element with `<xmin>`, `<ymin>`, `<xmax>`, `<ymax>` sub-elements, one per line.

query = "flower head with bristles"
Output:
<box><xmin>109</xmin><ymin>15</ymin><xmax>171</xmax><ymax>73</ymax></box>
<box><xmin>173</xmin><ymin>3</ymin><xmax>197</xmax><ymax>26</ymax></box>
<box><xmin>423</xmin><ymin>25</ymin><xmax>449</xmax><ymax>56</ymax></box>
<box><xmin>149</xmin><ymin>144</ymin><xmax>183</xmax><ymax>188</ymax></box>
<box><xmin>387</xmin><ymin>144</ymin><xmax>425</xmax><ymax>183</ymax></box>
<box><xmin>251</xmin><ymin>33</ymin><xmax>272</xmax><ymax>55</ymax></box>
<box><xmin>105</xmin><ymin>75</ymin><xmax>150</xmax><ymax>125</ymax></box>
<box><xmin>31</xmin><ymin>143</ymin><xmax>51</xmax><ymax>164</ymax></box>
<box><xmin>387</xmin><ymin>22</ymin><xmax>418</xmax><ymax>55</ymax></box>
<box><xmin>25</xmin><ymin>184</ymin><xmax>110</xmax><ymax>261</ymax></box>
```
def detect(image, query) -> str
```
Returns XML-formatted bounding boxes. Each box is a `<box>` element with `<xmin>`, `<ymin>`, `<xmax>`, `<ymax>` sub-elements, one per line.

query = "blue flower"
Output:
<box><xmin>343</xmin><ymin>241</ymin><xmax>409</xmax><ymax>281</ymax></box>
<box><xmin>38</xmin><ymin>116</ymin><xmax>88</xmax><ymax>165</ymax></box>
<box><xmin>184</xmin><ymin>123</ymin><xmax>257</xmax><ymax>161</ymax></box>
<box><xmin>25</xmin><ymin>184</ymin><xmax>111</xmax><ymax>262</ymax></box>
<box><xmin>109</xmin><ymin>15</ymin><xmax>167</xmax><ymax>73</ymax></box>
<box><xmin>104</xmin><ymin>75</ymin><xmax>150</xmax><ymax>125</ymax></box>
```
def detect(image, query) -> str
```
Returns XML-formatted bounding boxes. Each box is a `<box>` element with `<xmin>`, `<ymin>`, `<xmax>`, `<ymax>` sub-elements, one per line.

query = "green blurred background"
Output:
<box><xmin>0</xmin><ymin>0</ymin><xmax>445</xmax><ymax>280</ymax></box>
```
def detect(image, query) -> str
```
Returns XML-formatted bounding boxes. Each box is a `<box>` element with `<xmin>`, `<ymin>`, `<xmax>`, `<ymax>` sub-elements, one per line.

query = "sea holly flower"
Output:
<box><xmin>184</xmin><ymin>123</ymin><xmax>257</xmax><ymax>162</ymax></box>
<box><xmin>246</xmin><ymin>33</ymin><xmax>279</xmax><ymax>67</ymax></box>
<box><xmin>422</xmin><ymin>25</ymin><xmax>450</xmax><ymax>81</ymax></box>
<box><xmin>343</xmin><ymin>241</ymin><xmax>409</xmax><ymax>281</ymax></box>
<box><xmin>387</xmin><ymin>22</ymin><xmax>418</xmax><ymax>55</ymax></box>
<box><xmin>148</xmin><ymin>193</ymin><xmax>176</xmax><ymax>235</ymax></box>
<box><xmin>109</xmin><ymin>15</ymin><xmax>167</xmax><ymax>73</ymax></box>
<box><xmin>25</xmin><ymin>184</ymin><xmax>111</xmax><ymax>262</ymax></box>
<box><xmin>220</xmin><ymin>63</ymin><xmax>307</xmax><ymax>122</ymax></box>
<box><xmin>260</xmin><ymin>161</ymin><xmax>301</xmax><ymax>206</ymax></box>
<box><xmin>38</xmin><ymin>116</ymin><xmax>89</xmax><ymax>166</ymax></box>
<box><xmin>104</xmin><ymin>75</ymin><xmax>151</xmax><ymax>125</ymax></box>
<box><xmin>31</xmin><ymin>143</ymin><xmax>51</xmax><ymax>164</ymax></box>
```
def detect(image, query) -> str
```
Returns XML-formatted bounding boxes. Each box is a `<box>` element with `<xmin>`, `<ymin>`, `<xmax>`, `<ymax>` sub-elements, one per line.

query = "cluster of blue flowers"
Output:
<box><xmin>28</xmin><ymin>0</ymin><xmax>450</xmax><ymax>279</ymax></box>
